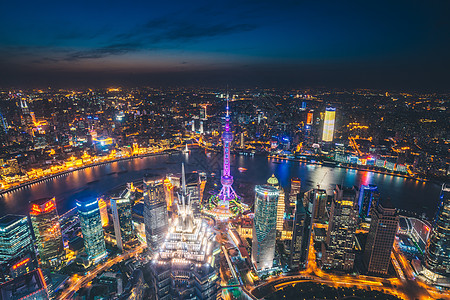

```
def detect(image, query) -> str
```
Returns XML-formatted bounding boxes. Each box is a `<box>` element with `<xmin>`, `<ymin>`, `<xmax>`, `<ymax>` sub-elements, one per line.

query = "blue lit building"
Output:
<box><xmin>77</xmin><ymin>199</ymin><xmax>107</xmax><ymax>263</ymax></box>
<box><xmin>0</xmin><ymin>215</ymin><xmax>33</xmax><ymax>265</ymax></box>
<box><xmin>252</xmin><ymin>185</ymin><xmax>279</xmax><ymax>271</ymax></box>
<box><xmin>358</xmin><ymin>184</ymin><xmax>379</xmax><ymax>220</ymax></box>
<box><xmin>423</xmin><ymin>184</ymin><xmax>450</xmax><ymax>284</ymax></box>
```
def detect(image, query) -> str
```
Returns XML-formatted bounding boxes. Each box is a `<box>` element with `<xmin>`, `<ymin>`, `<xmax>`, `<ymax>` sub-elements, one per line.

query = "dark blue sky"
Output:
<box><xmin>0</xmin><ymin>0</ymin><xmax>449</xmax><ymax>89</ymax></box>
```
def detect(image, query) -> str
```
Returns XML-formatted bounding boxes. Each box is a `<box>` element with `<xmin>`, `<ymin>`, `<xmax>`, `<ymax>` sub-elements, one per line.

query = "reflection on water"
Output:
<box><xmin>0</xmin><ymin>150</ymin><xmax>443</xmax><ymax>218</ymax></box>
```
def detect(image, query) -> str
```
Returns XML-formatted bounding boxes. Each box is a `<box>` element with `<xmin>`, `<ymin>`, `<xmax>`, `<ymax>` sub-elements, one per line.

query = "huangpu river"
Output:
<box><xmin>0</xmin><ymin>150</ymin><xmax>443</xmax><ymax>219</ymax></box>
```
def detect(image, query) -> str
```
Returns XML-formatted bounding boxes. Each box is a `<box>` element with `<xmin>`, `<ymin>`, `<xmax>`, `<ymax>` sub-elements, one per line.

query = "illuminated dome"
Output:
<box><xmin>267</xmin><ymin>174</ymin><xmax>279</xmax><ymax>187</ymax></box>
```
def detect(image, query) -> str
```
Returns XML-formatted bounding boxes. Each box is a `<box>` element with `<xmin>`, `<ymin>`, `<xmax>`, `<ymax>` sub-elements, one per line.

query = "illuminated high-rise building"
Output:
<box><xmin>303</xmin><ymin>189</ymin><xmax>327</xmax><ymax>222</ymax></box>
<box><xmin>363</xmin><ymin>200</ymin><xmax>399</xmax><ymax>275</ymax></box>
<box><xmin>306</xmin><ymin>111</ymin><xmax>313</xmax><ymax>125</ymax></box>
<box><xmin>252</xmin><ymin>185</ymin><xmax>279</xmax><ymax>271</ymax></box>
<box><xmin>111</xmin><ymin>195</ymin><xmax>134</xmax><ymax>252</ymax></box>
<box><xmin>423</xmin><ymin>184</ymin><xmax>450</xmax><ymax>282</ymax></box>
<box><xmin>98</xmin><ymin>199</ymin><xmax>109</xmax><ymax>227</ymax></box>
<box><xmin>289</xmin><ymin>178</ymin><xmax>301</xmax><ymax>204</ymax></box>
<box><xmin>0</xmin><ymin>215</ymin><xmax>33</xmax><ymax>265</ymax></box>
<box><xmin>322</xmin><ymin>107</ymin><xmax>336</xmax><ymax>142</ymax></box>
<box><xmin>289</xmin><ymin>198</ymin><xmax>311</xmax><ymax>270</ymax></box>
<box><xmin>150</xmin><ymin>165</ymin><xmax>220</xmax><ymax>300</ymax></box>
<box><xmin>29</xmin><ymin>198</ymin><xmax>65</xmax><ymax>269</ymax></box>
<box><xmin>322</xmin><ymin>185</ymin><xmax>358</xmax><ymax>271</ymax></box>
<box><xmin>77</xmin><ymin>198</ymin><xmax>107</xmax><ymax>263</ymax></box>
<box><xmin>143</xmin><ymin>175</ymin><xmax>168</xmax><ymax>254</ymax></box>
<box><xmin>358</xmin><ymin>184</ymin><xmax>380</xmax><ymax>220</ymax></box>
<box><xmin>266</xmin><ymin>175</ymin><xmax>285</xmax><ymax>234</ymax></box>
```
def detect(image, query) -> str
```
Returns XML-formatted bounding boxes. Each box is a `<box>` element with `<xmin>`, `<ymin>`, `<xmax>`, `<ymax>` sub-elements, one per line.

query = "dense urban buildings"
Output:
<box><xmin>29</xmin><ymin>197</ymin><xmax>65</xmax><ymax>270</ymax></box>
<box><xmin>150</xmin><ymin>165</ymin><xmax>220</xmax><ymax>300</ymax></box>
<box><xmin>252</xmin><ymin>184</ymin><xmax>279</xmax><ymax>272</ymax></box>
<box><xmin>363</xmin><ymin>200</ymin><xmax>399</xmax><ymax>275</ymax></box>
<box><xmin>77</xmin><ymin>198</ymin><xmax>107</xmax><ymax>263</ymax></box>
<box><xmin>143</xmin><ymin>175</ymin><xmax>168</xmax><ymax>254</ymax></box>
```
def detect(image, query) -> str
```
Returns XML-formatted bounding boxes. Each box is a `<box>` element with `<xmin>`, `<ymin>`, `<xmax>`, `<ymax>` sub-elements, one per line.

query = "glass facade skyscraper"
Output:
<box><xmin>29</xmin><ymin>197</ymin><xmax>65</xmax><ymax>269</ymax></box>
<box><xmin>424</xmin><ymin>184</ymin><xmax>450</xmax><ymax>280</ymax></box>
<box><xmin>143</xmin><ymin>175</ymin><xmax>168</xmax><ymax>254</ymax></box>
<box><xmin>77</xmin><ymin>198</ymin><xmax>107</xmax><ymax>263</ymax></box>
<box><xmin>111</xmin><ymin>196</ymin><xmax>134</xmax><ymax>252</ymax></box>
<box><xmin>252</xmin><ymin>184</ymin><xmax>279</xmax><ymax>271</ymax></box>
<box><xmin>323</xmin><ymin>185</ymin><xmax>358</xmax><ymax>271</ymax></box>
<box><xmin>358</xmin><ymin>184</ymin><xmax>380</xmax><ymax>220</ymax></box>
<box><xmin>0</xmin><ymin>215</ymin><xmax>33</xmax><ymax>264</ymax></box>
<box><xmin>289</xmin><ymin>199</ymin><xmax>311</xmax><ymax>270</ymax></box>
<box><xmin>322</xmin><ymin>107</ymin><xmax>336</xmax><ymax>142</ymax></box>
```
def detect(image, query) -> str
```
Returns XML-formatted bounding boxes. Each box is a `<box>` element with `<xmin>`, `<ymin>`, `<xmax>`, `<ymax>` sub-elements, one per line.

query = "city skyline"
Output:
<box><xmin>0</xmin><ymin>1</ymin><xmax>449</xmax><ymax>297</ymax></box>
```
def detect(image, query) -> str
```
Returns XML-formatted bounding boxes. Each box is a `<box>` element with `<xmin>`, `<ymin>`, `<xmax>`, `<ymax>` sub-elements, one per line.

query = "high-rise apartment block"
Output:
<box><xmin>363</xmin><ymin>201</ymin><xmax>399</xmax><ymax>275</ymax></box>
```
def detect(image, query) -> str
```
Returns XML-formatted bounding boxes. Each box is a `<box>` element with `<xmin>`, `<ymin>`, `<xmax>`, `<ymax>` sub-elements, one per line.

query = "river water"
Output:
<box><xmin>0</xmin><ymin>150</ymin><xmax>443</xmax><ymax>219</ymax></box>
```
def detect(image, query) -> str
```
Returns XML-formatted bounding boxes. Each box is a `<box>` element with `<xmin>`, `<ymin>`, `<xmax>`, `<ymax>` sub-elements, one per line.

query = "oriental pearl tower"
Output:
<box><xmin>217</xmin><ymin>95</ymin><xmax>237</xmax><ymax>208</ymax></box>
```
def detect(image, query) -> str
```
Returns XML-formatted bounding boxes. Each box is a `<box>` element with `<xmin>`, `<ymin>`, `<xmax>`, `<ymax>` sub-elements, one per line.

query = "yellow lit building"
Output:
<box><xmin>98</xmin><ymin>199</ymin><xmax>109</xmax><ymax>227</ymax></box>
<box><xmin>322</xmin><ymin>107</ymin><xmax>336</xmax><ymax>142</ymax></box>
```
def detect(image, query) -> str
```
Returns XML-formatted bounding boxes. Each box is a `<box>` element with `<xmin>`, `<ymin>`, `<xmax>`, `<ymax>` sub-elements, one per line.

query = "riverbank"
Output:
<box><xmin>266</xmin><ymin>154</ymin><xmax>430</xmax><ymax>183</ymax></box>
<box><xmin>0</xmin><ymin>150</ymin><xmax>176</xmax><ymax>196</ymax></box>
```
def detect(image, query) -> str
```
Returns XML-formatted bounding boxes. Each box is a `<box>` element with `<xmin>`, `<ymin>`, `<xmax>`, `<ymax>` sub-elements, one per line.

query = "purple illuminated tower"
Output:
<box><xmin>218</xmin><ymin>96</ymin><xmax>237</xmax><ymax>208</ymax></box>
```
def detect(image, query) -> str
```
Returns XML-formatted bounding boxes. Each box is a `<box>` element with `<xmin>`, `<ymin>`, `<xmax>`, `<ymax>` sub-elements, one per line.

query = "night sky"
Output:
<box><xmin>0</xmin><ymin>0</ymin><xmax>449</xmax><ymax>89</ymax></box>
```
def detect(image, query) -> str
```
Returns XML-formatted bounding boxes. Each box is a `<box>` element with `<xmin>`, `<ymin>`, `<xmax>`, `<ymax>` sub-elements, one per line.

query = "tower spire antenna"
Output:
<box><xmin>181</xmin><ymin>163</ymin><xmax>186</xmax><ymax>195</ymax></box>
<box><xmin>226</xmin><ymin>87</ymin><xmax>230</xmax><ymax>118</ymax></box>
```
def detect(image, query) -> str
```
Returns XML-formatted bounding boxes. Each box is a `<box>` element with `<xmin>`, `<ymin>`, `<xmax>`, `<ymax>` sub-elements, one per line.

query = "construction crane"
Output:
<box><xmin>317</xmin><ymin>171</ymin><xmax>328</xmax><ymax>189</ymax></box>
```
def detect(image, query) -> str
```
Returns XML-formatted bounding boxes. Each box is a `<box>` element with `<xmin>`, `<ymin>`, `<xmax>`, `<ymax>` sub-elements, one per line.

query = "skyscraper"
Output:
<box><xmin>322</xmin><ymin>185</ymin><xmax>358</xmax><ymax>271</ymax></box>
<box><xmin>423</xmin><ymin>184</ymin><xmax>450</xmax><ymax>281</ymax></box>
<box><xmin>218</xmin><ymin>95</ymin><xmax>237</xmax><ymax>207</ymax></box>
<box><xmin>0</xmin><ymin>215</ymin><xmax>33</xmax><ymax>264</ymax></box>
<box><xmin>29</xmin><ymin>198</ymin><xmax>65</xmax><ymax>269</ymax></box>
<box><xmin>322</xmin><ymin>107</ymin><xmax>336</xmax><ymax>142</ymax></box>
<box><xmin>358</xmin><ymin>184</ymin><xmax>380</xmax><ymax>220</ymax></box>
<box><xmin>303</xmin><ymin>189</ymin><xmax>327</xmax><ymax>222</ymax></box>
<box><xmin>143</xmin><ymin>175</ymin><xmax>168</xmax><ymax>254</ymax></box>
<box><xmin>363</xmin><ymin>200</ymin><xmax>399</xmax><ymax>275</ymax></box>
<box><xmin>289</xmin><ymin>198</ymin><xmax>311</xmax><ymax>270</ymax></box>
<box><xmin>98</xmin><ymin>199</ymin><xmax>109</xmax><ymax>227</ymax></box>
<box><xmin>266</xmin><ymin>175</ymin><xmax>285</xmax><ymax>234</ymax></box>
<box><xmin>289</xmin><ymin>178</ymin><xmax>301</xmax><ymax>204</ymax></box>
<box><xmin>77</xmin><ymin>198</ymin><xmax>107</xmax><ymax>263</ymax></box>
<box><xmin>111</xmin><ymin>196</ymin><xmax>134</xmax><ymax>252</ymax></box>
<box><xmin>252</xmin><ymin>185</ymin><xmax>279</xmax><ymax>271</ymax></box>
